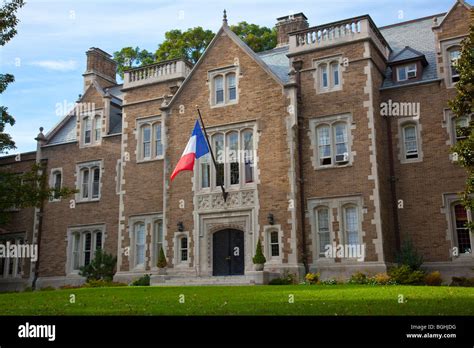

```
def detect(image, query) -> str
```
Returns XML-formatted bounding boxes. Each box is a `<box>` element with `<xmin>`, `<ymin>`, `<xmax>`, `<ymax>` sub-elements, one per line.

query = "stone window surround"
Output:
<box><xmin>443</xmin><ymin>108</ymin><xmax>472</xmax><ymax>147</ymax></box>
<box><xmin>208</xmin><ymin>65</ymin><xmax>240</xmax><ymax>108</ymax></box>
<box><xmin>49</xmin><ymin>167</ymin><xmax>63</xmax><ymax>202</ymax></box>
<box><xmin>79</xmin><ymin>109</ymin><xmax>104</xmax><ymax>148</ymax></box>
<box><xmin>0</xmin><ymin>233</ymin><xmax>25</xmax><ymax>278</ymax></box>
<box><xmin>397</xmin><ymin>117</ymin><xmax>423</xmax><ymax>164</ymax></box>
<box><xmin>439</xmin><ymin>36</ymin><xmax>464</xmax><ymax>89</ymax></box>
<box><xmin>308</xmin><ymin>195</ymin><xmax>366</xmax><ymax>264</ymax></box>
<box><xmin>441</xmin><ymin>193</ymin><xmax>473</xmax><ymax>261</ymax></box>
<box><xmin>308</xmin><ymin>113</ymin><xmax>354</xmax><ymax>170</ymax></box>
<box><xmin>173</xmin><ymin>231</ymin><xmax>191</xmax><ymax>268</ymax></box>
<box><xmin>135</xmin><ymin>115</ymin><xmax>163</xmax><ymax>163</ymax></box>
<box><xmin>128</xmin><ymin>213</ymin><xmax>164</xmax><ymax>271</ymax></box>
<box><xmin>75</xmin><ymin>160</ymin><xmax>103</xmax><ymax>203</ymax></box>
<box><xmin>65</xmin><ymin>224</ymin><xmax>105</xmax><ymax>275</ymax></box>
<box><xmin>312</xmin><ymin>55</ymin><xmax>344</xmax><ymax>94</ymax></box>
<box><xmin>263</xmin><ymin>224</ymin><xmax>283</xmax><ymax>263</ymax></box>
<box><xmin>197</xmin><ymin>120</ymin><xmax>257</xmax><ymax>193</ymax></box>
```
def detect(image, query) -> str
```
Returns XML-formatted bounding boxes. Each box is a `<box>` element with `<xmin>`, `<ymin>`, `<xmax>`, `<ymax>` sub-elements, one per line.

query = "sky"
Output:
<box><xmin>0</xmin><ymin>0</ymin><xmax>459</xmax><ymax>155</ymax></box>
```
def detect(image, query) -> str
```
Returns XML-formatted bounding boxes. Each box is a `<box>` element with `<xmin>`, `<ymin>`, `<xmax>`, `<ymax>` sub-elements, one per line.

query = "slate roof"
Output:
<box><xmin>257</xmin><ymin>45</ymin><xmax>290</xmax><ymax>84</ymax></box>
<box><xmin>48</xmin><ymin>115</ymin><xmax>77</xmax><ymax>145</ymax></box>
<box><xmin>379</xmin><ymin>14</ymin><xmax>446</xmax><ymax>89</ymax></box>
<box><xmin>389</xmin><ymin>46</ymin><xmax>427</xmax><ymax>64</ymax></box>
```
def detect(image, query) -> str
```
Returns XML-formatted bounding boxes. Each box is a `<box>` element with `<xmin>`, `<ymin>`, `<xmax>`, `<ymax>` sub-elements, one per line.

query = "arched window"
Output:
<box><xmin>51</xmin><ymin>170</ymin><xmax>62</xmax><ymax>200</ymax></box>
<box><xmin>269</xmin><ymin>231</ymin><xmax>280</xmax><ymax>257</ymax></box>
<box><xmin>154</xmin><ymin>122</ymin><xmax>163</xmax><ymax>157</ymax></box>
<box><xmin>227</xmin><ymin>72</ymin><xmax>236</xmax><ymax>101</ymax></box>
<box><xmin>448</xmin><ymin>47</ymin><xmax>461</xmax><ymax>84</ymax></box>
<box><xmin>94</xmin><ymin>230</ymin><xmax>103</xmax><ymax>251</ymax></box>
<box><xmin>333</xmin><ymin>122</ymin><xmax>348</xmax><ymax>163</ymax></box>
<box><xmin>453</xmin><ymin>203</ymin><xmax>471</xmax><ymax>254</ymax></box>
<box><xmin>214</xmin><ymin>75</ymin><xmax>224</xmax><ymax>104</ymax></box>
<box><xmin>343</xmin><ymin>205</ymin><xmax>359</xmax><ymax>246</ymax></box>
<box><xmin>179</xmin><ymin>236</ymin><xmax>188</xmax><ymax>262</ymax></box>
<box><xmin>316</xmin><ymin>207</ymin><xmax>330</xmax><ymax>257</ymax></box>
<box><xmin>142</xmin><ymin>124</ymin><xmax>151</xmax><ymax>159</ymax></box>
<box><xmin>81</xmin><ymin>168</ymin><xmax>90</xmax><ymax>199</ymax></box>
<box><xmin>330</xmin><ymin>61</ymin><xmax>340</xmax><ymax>87</ymax></box>
<box><xmin>320</xmin><ymin>64</ymin><xmax>328</xmax><ymax>89</ymax></box>
<box><xmin>227</xmin><ymin>131</ymin><xmax>239</xmax><ymax>185</ymax></box>
<box><xmin>134</xmin><ymin>222</ymin><xmax>146</xmax><ymax>267</ymax></box>
<box><xmin>213</xmin><ymin>133</ymin><xmax>224</xmax><ymax>187</ymax></box>
<box><xmin>91</xmin><ymin>167</ymin><xmax>100</xmax><ymax>199</ymax></box>
<box><xmin>72</xmin><ymin>233</ymin><xmax>80</xmax><ymax>270</ymax></box>
<box><xmin>153</xmin><ymin>220</ymin><xmax>163</xmax><ymax>265</ymax></box>
<box><xmin>402</xmin><ymin>124</ymin><xmax>418</xmax><ymax>159</ymax></box>
<box><xmin>83</xmin><ymin>116</ymin><xmax>91</xmax><ymax>144</ymax></box>
<box><xmin>242</xmin><ymin>130</ymin><xmax>254</xmax><ymax>183</ymax></box>
<box><xmin>83</xmin><ymin>231</ymin><xmax>92</xmax><ymax>266</ymax></box>
<box><xmin>200</xmin><ymin>153</ymin><xmax>210</xmax><ymax>189</ymax></box>
<box><xmin>94</xmin><ymin>115</ymin><xmax>101</xmax><ymax>142</ymax></box>
<box><xmin>317</xmin><ymin>125</ymin><xmax>331</xmax><ymax>165</ymax></box>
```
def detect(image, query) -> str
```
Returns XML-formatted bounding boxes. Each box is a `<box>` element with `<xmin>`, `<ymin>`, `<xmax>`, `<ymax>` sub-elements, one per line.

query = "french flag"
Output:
<box><xmin>171</xmin><ymin>120</ymin><xmax>210</xmax><ymax>181</ymax></box>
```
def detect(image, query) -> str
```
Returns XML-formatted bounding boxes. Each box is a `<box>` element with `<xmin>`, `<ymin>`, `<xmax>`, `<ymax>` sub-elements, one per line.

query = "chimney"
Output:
<box><xmin>83</xmin><ymin>47</ymin><xmax>117</xmax><ymax>91</ymax></box>
<box><xmin>275</xmin><ymin>13</ymin><xmax>308</xmax><ymax>47</ymax></box>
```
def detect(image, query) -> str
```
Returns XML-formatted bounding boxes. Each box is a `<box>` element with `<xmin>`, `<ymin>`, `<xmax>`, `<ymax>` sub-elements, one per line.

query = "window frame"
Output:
<box><xmin>396</xmin><ymin>63</ymin><xmax>417</xmax><ymax>82</ymax></box>
<box><xmin>209</xmin><ymin>66</ymin><xmax>239</xmax><ymax>107</ymax></box>
<box><xmin>448</xmin><ymin>46</ymin><xmax>461</xmax><ymax>85</ymax></box>
<box><xmin>80</xmin><ymin>112</ymin><xmax>103</xmax><ymax>147</ymax></box>
<box><xmin>67</xmin><ymin>226</ymin><xmax>105</xmax><ymax>274</ymax></box>
<box><xmin>0</xmin><ymin>234</ymin><xmax>25</xmax><ymax>278</ymax></box>
<box><xmin>179</xmin><ymin>236</ymin><xmax>188</xmax><ymax>263</ymax></box>
<box><xmin>49</xmin><ymin>168</ymin><xmax>63</xmax><ymax>202</ymax></box>
<box><xmin>136</xmin><ymin>116</ymin><xmax>163</xmax><ymax>162</ymax></box>
<box><xmin>342</xmin><ymin>204</ymin><xmax>361</xmax><ymax>246</ymax></box>
<box><xmin>313</xmin><ymin>56</ymin><xmax>343</xmax><ymax>94</ymax></box>
<box><xmin>76</xmin><ymin>161</ymin><xmax>102</xmax><ymax>202</ymax></box>
<box><xmin>402</xmin><ymin>123</ymin><xmax>419</xmax><ymax>160</ymax></box>
<box><xmin>315</xmin><ymin>206</ymin><xmax>331</xmax><ymax>257</ymax></box>
<box><xmin>134</xmin><ymin>221</ymin><xmax>146</xmax><ymax>269</ymax></box>
<box><xmin>398</xmin><ymin>118</ymin><xmax>423</xmax><ymax>164</ymax></box>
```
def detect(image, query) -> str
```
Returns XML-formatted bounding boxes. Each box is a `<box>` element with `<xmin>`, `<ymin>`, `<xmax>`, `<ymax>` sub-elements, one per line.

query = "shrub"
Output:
<box><xmin>83</xmin><ymin>279</ymin><xmax>126</xmax><ymax>288</ymax></box>
<box><xmin>348</xmin><ymin>271</ymin><xmax>368</xmax><ymax>284</ymax></box>
<box><xmin>371</xmin><ymin>273</ymin><xmax>392</xmax><ymax>285</ymax></box>
<box><xmin>157</xmin><ymin>246</ymin><xmax>167</xmax><ymax>268</ymax></box>
<box><xmin>268</xmin><ymin>271</ymin><xmax>296</xmax><ymax>285</ymax></box>
<box><xmin>389</xmin><ymin>265</ymin><xmax>425</xmax><ymax>285</ymax></box>
<box><xmin>305</xmin><ymin>272</ymin><xmax>320</xmax><ymax>284</ymax></box>
<box><xmin>320</xmin><ymin>278</ymin><xmax>338</xmax><ymax>285</ymax></box>
<box><xmin>396</xmin><ymin>239</ymin><xmax>423</xmax><ymax>270</ymax></box>
<box><xmin>79</xmin><ymin>249</ymin><xmax>117</xmax><ymax>282</ymax></box>
<box><xmin>424</xmin><ymin>271</ymin><xmax>443</xmax><ymax>286</ymax></box>
<box><xmin>450</xmin><ymin>276</ymin><xmax>474</xmax><ymax>287</ymax></box>
<box><xmin>131</xmin><ymin>274</ymin><xmax>151</xmax><ymax>286</ymax></box>
<box><xmin>252</xmin><ymin>239</ymin><xmax>266</xmax><ymax>264</ymax></box>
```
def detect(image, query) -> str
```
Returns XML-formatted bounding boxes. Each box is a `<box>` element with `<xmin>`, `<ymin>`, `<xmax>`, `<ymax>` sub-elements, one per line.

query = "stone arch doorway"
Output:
<box><xmin>212</xmin><ymin>229</ymin><xmax>245</xmax><ymax>276</ymax></box>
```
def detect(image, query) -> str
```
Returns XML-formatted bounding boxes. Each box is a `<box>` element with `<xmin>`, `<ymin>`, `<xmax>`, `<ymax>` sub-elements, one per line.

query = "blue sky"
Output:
<box><xmin>0</xmin><ymin>0</ymin><xmax>457</xmax><ymax>155</ymax></box>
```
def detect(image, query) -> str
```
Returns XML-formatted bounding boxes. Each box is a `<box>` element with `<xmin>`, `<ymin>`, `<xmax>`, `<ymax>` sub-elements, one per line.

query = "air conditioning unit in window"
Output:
<box><xmin>335</xmin><ymin>152</ymin><xmax>349</xmax><ymax>164</ymax></box>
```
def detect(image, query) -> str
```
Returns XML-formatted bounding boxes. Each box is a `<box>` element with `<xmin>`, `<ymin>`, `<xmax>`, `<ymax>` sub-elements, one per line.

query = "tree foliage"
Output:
<box><xmin>449</xmin><ymin>24</ymin><xmax>474</xmax><ymax>230</ymax></box>
<box><xmin>79</xmin><ymin>249</ymin><xmax>117</xmax><ymax>282</ymax></box>
<box><xmin>0</xmin><ymin>163</ymin><xmax>77</xmax><ymax>225</ymax></box>
<box><xmin>0</xmin><ymin>0</ymin><xmax>25</xmax><ymax>154</ymax></box>
<box><xmin>229</xmin><ymin>21</ymin><xmax>277</xmax><ymax>53</ymax></box>
<box><xmin>113</xmin><ymin>46</ymin><xmax>155</xmax><ymax>78</ymax></box>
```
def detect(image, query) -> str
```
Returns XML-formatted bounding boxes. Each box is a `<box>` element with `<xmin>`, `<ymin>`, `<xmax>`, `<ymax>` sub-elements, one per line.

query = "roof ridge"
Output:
<box><xmin>379</xmin><ymin>12</ymin><xmax>446</xmax><ymax>30</ymax></box>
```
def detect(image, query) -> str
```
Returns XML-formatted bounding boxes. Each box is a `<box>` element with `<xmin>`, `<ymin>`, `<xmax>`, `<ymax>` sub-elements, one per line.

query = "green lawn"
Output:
<box><xmin>0</xmin><ymin>285</ymin><xmax>473</xmax><ymax>315</ymax></box>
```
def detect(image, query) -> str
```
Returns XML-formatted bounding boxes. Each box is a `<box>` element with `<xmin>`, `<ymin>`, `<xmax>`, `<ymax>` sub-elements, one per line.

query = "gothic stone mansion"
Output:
<box><xmin>0</xmin><ymin>0</ymin><xmax>472</xmax><ymax>290</ymax></box>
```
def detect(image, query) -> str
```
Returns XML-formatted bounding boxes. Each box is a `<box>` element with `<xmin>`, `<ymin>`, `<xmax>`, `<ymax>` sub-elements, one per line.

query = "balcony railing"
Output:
<box><xmin>288</xmin><ymin>15</ymin><xmax>390</xmax><ymax>59</ymax></box>
<box><xmin>123</xmin><ymin>59</ymin><xmax>192</xmax><ymax>88</ymax></box>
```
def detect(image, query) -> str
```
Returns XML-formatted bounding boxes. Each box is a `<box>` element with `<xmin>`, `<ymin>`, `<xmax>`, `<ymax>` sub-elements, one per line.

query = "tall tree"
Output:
<box><xmin>449</xmin><ymin>24</ymin><xmax>474</xmax><ymax>230</ymax></box>
<box><xmin>0</xmin><ymin>0</ymin><xmax>25</xmax><ymax>154</ymax></box>
<box><xmin>155</xmin><ymin>27</ymin><xmax>214</xmax><ymax>64</ymax></box>
<box><xmin>230</xmin><ymin>21</ymin><xmax>277</xmax><ymax>53</ymax></box>
<box><xmin>113</xmin><ymin>47</ymin><xmax>155</xmax><ymax>78</ymax></box>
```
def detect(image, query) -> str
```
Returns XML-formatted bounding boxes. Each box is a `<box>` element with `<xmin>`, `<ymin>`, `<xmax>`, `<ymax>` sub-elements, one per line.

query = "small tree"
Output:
<box><xmin>157</xmin><ymin>246</ymin><xmax>167</xmax><ymax>268</ymax></box>
<box><xmin>252</xmin><ymin>239</ymin><xmax>266</xmax><ymax>264</ymax></box>
<box><xmin>79</xmin><ymin>249</ymin><xmax>117</xmax><ymax>282</ymax></box>
<box><xmin>395</xmin><ymin>238</ymin><xmax>423</xmax><ymax>270</ymax></box>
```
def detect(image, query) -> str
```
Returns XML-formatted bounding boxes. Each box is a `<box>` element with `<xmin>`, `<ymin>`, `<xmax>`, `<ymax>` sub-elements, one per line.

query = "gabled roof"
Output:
<box><xmin>257</xmin><ymin>45</ymin><xmax>290</xmax><ymax>84</ymax></box>
<box><xmin>433</xmin><ymin>0</ymin><xmax>472</xmax><ymax>28</ymax></box>
<box><xmin>389</xmin><ymin>46</ymin><xmax>428</xmax><ymax>66</ymax></box>
<box><xmin>163</xmin><ymin>22</ymin><xmax>287</xmax><ymax>110</ymax></box>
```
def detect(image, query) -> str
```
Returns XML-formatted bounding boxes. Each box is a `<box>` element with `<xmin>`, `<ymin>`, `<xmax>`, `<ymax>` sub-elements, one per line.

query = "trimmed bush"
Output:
<box><xmin>396</xmin><ymin>239</ymin><xmax>423</xmax><ymax>270</ymax></box>
<box><xmin>424</xmin><ymin>271</ymin><xmax>443</xmax><ymax>286</ymax></box>
<box><xmin>79</xmin><ymin>249</ymin><xmax>117</xmax><ymax>282</ymax></box>
<box><xmin>371</xmin><ymin>273</ymin><xmax>392</xmax><ymax>285</ymax></box>
<box><xmin>83</xmin><ymin>280</ymin><xmax>126</xmax><ymax>288</ymax></box>
<box><xmin>131</xmin><ymin>274</ymin><xmax>150</xmax><ymax>286</ymax></box>
<box><xmin>348</xmin><ymin>271</ymin><xmax>368</xmax><ymax>284</ymax></box>
<box><xmin>450</xmin><ymin>276</ymin><xmax>474</xmax><ymax>287</ymax></box>
<box><xmin>389</xmin><ymin>265</ymin><xmax>425</xmax><ymax>285</ymax></box>
<box><xmin>305</xmin><ymin>272</ymin><xmax>320</xmax><ymax>284</ymax></box>
<box><xmin>157</xmin><ymin>246</ymin><xmax>167</xmax><ymax>268</ymax></box>
<box><xmin>252</xmin><ymin>239</ymin><xmax>266</xmax><ymax>265</ymax></box>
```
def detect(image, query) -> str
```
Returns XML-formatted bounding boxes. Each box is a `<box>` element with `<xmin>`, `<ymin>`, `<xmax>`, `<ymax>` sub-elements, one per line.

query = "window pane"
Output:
<box><xmin>92</xmin><ymin>168</ymin><xmax>100</xmax><ymax>198</ymax></box>
<box><xmin>227</xmin><ymin>73</ymin><xmax>236</xmax><ymax>101</ymax></box>
<box><xmin>143</xmin><ymin>125</ymin><xmax>151</xmax><ymax>158</ymax></box>
<box><xmin>334</xmin><ymin>123</ymin><xmax>348</xmax><ymax>156</ymax></box>
<box><xmin>321</xmin><ymin>65</ymin><xmax>328</xmax><ymax>88</ymax></box>
<box><xmin>94</xmin><ymin>116</ymin><xmax>101</xmax><ymax>142</ymax></box>
<box><xmin>398</xmin><ymin>67</ymin><xmax>407</xmax><ymax>81</ymax></box>
<box><xmin>53</xmin><ymin>172</ymin><xmax>61</xmax><ymax>199</ymax></box>
<box><xmin>345</xmin><ymin>207</ymin><xmax>358</xmax><ymax>245</ymax></box>
<box><xmin>331</xmin><ymin>62</ymin><xmax>339</xmax><ymax>86</ymax></box>
<box><xmin>84</xmin><ymin>232</ymin><xmax>92</xmax><ymax>265</ymax></box>
<box><xmin>243</xmin><ymin>131</ymin><xmax>254</xmax><ymax>183</ymax></box>
<box><xmin>135</xmin><ymin>223</ymin><xmax>145</xmax><ymax>265</ymax></box>
<box><xmin>154</xmin><ymin>220</ymin><xmax>163</xmax><ymax>262</ymax></box>
<box><xmin>450</xmin><ymin>49</ymin><xmax>460</xmax><ymax>82</ymax></box>
<box><xmin>317</xmin><ymin>208</ymin><xmax>330</xmax><ymax>254</ymax></box>
<box><xmin>73</xmin><ymin>234</ymin><xmax>80</xmax><ymax>270</ymax></box>
<box><xmin>180</xmin><ymin>237</ymin><xmax>188</xmax><ymax>261</ymax></box>
<box><xmin>154</xmin><ymin>123</ymin><xmax>163</xmax><ymax>157</ymax></box>
<box><xmin>214</xmin><ymin>134</ymin><xmax>224</xmax><ymax>187</ymax></box>
<box><xmin>227</xmin><ymin>132</ymin><xmax>239</xmax><ymax>185</ymax></box>
<box><xmin>82</xmin><ymin>169</ymin><xmax>89</xmax><ymax>199</ymax></box>
<box><xmin>404</xmin><ymin>125</ymin><xmax>418</xmax><ymax>158</ymax></box>
<box><xmin>215</xmin><ymin>76</ymin><xmax>224</xmax><ymax>104</ymax></box>
<box><xmin>455</xmin><ymin>116</ymin><xmax>469</xmax><ymax>141</ymax></box>
<box><xmin>201</xmin><ymin>154</ymin><xmax>210</xmax><ymax>188</ymax></box>
<box><xmin>454</xmin><ymin>204</ymin><xmax>471</xmax><ymax>254</ymax></box>
<box><xmin>84</xmin><ymin>117</ymin><xmax>91</xmax><ymax>144</ymax></box>
<box><xmin>318</xmin><ymin>126</ymin><xmax>331</xmax><ymax>165</ymax></box>
<box><xmin>95</xmin><ymin>231</ymin><xmax>102</xmax><ymax>251</ymax></box>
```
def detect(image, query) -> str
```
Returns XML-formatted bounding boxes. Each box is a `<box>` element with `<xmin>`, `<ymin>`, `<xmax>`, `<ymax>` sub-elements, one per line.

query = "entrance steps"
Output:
<box><xmin>150</xmin><ymin>275</ymin><xmax>254</xmax><ymax>286</ymax></box>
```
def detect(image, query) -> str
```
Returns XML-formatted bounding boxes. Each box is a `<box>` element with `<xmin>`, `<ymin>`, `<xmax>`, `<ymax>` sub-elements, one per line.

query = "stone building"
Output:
<box><xmin>0</xmin><ymin>0</ymin><xmax>472</xmax><ymax>290</ymax></box>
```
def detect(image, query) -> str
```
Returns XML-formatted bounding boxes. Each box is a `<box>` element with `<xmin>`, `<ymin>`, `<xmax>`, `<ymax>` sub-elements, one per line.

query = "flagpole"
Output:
<box><xmin>196</xmin><ymin>107</ymin><xmax>228</xmax><ymax>202</ymax></box>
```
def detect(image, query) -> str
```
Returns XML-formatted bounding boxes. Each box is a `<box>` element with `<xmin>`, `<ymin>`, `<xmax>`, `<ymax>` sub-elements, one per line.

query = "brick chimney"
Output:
<box><xmin>83</xmin><ymin>47</ymin><xmax>117</xmax><ymax>91</ymax></box>
<box><xmin>275</xmin><ymin>13</ymin><xmax>308</xmax><ymax>47</ymax></box>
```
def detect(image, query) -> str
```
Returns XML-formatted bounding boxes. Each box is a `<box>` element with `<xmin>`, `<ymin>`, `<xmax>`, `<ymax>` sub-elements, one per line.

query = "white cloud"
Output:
<box><xmin>30</xmin><ymin>60</ymin><xmax>78</xmax><ymax>71</ymax></box>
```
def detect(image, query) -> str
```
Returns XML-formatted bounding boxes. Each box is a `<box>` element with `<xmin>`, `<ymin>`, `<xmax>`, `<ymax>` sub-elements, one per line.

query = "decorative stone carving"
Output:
<box><xmin>196</xmin><ymin>189</ymin><xmax>255</xmax><ymax>211</ymax></box>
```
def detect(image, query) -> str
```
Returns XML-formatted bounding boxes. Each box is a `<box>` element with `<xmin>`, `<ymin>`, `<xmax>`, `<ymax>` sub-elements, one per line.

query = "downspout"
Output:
<box><xmin>32</xmin><ymin>128</ymin><xmax>47</xmax><ymax>290</ymax></box>
<box><xmin>292</xmin><ymin>60</ymin><xmax>309</xmax><ymax>274</ymax></box>
<box><xmin>385</xmin><ymin>116</ymin><xmax>401</xmax><ymax>254</ymax></box>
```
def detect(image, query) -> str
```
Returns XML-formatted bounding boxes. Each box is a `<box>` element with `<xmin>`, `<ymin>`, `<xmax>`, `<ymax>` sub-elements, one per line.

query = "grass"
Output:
<box><xmin>0</xmin><ymin>284</ymin><xmax>473</xmax><ymax>316</ymax></box>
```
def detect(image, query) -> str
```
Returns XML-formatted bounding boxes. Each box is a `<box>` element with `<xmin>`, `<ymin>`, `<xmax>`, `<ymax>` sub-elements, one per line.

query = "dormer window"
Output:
<box><xmin>209</xmin><ymin>67</ymin><xmax>239</xmax><ymax>107</ymax></box>
<box><xmin>397</xmin><ymin>64</ymin><xmax>417</xmax><ymax>81</ymax></box>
